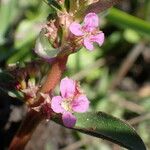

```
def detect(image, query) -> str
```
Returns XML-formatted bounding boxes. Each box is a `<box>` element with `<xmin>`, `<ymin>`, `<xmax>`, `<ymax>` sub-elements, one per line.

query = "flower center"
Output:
<box><xmin>61</xmin><ymin>98</ymin><xmax>72</xmax><ymax>112</ymax></box>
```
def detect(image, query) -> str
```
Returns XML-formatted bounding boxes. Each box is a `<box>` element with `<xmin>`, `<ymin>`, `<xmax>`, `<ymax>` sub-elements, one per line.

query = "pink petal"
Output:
<box><xmin>69</xmin><ymin>22</ymin><xmax>84</xmax><ymax>36</ymax></box>
<box><xmin>90</xmin><ymin>32</ymin><xmax>105</xmax><ymax>46</ymax></box>
<box><xmin>60</xmin><ymin>77</ymin><xmax>76</xmax><ymax>98</ymax></box>
<box><xmin>83</xmin><ymin>37</ymin><xmax>94</xmax><ymax>51</ymax></box>
<box><xmin>72</xmin><ymin>95</ymin><xmax>90</xmax><ymax>112</ymax></box>
<box><xmin>83</xmin><ymin>13</ymin><xmax>99</xmax><ymax>31</ymax></box>
<box><xmin>51</xmin><ymin>96</ymin><xmax>65</xmax><ymax>113</ymax></box>
<box><xmin>62</xmin><ymin>112</ymin><xmax>76</xmax><ymax>128</ymax></box>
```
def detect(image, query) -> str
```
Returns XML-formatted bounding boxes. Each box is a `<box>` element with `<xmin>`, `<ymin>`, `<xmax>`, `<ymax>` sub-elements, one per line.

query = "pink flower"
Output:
<box><xmin>51</xmin><ymin>77</ymin><xmax>90</xmax><ymax>128</ymax></box>
<box><xmin>69</xmin><ymin>13</ymin><xmax>104</xmax><ymax>51</ymax></box>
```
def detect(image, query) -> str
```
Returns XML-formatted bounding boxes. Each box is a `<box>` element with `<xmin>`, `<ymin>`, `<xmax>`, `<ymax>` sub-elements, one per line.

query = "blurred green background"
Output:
<box><xmin>0</xmin><ymin>0</ymin><xmax>150</xmax><ymax>150</ymax></box>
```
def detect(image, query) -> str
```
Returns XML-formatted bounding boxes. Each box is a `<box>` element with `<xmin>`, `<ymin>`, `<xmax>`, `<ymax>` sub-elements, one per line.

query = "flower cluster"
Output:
<box><xmin>34</xmin><ymin>13</ymin><xmax>104</xmax><ymax>62</ymax></box>
<box><xmin>69</xmin><ymin>13</ymin><xmax>104</xmax><ymax>51</ymax></box>
<box><xmin>51</xmin><ymin>77</ymin><xmax>90</xmax><ymax>128</ymax></box>
<box><xmin>34</xmin><ymin>13</ymin><xmax>105</xmax><ymax>127</ymax></box>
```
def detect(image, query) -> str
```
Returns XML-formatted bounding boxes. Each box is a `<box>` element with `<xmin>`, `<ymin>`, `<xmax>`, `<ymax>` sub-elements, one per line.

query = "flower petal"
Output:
<box><xmin>69</xmin><ymin>22</ymin><xmax>84</xmax><ymax>36</ymax></box>
<box><xmin>62</xmin><ymin>112</ymin><xmax>76</xmax><ymax>128</ymax></box>
<box><xmin>60</xmin><ymin>77</ymin><xmax>76</xmax><ymax>98</ymax></box>
<box><xmin>90</xmin><ymin>32</ymin><xmax>105</xmax><ymax>46</ymax></box>
<box><xmin>72</xmin><ymin>95</ymin><xmax>90</xmax><ymax>112</ymax></box>
<box><xmin>83</xmin><ymin>13</ymin><xmax>99</xmax><ymax>31</ymax></box>
<box><xmin>83</xmin><ymin>37</ymin><xmax>94</xmax><ymax>51</ymax></box>
<box><xmin>51</xmin><ymin>96</ymin><xmax>65</xmax><ymax>113</ymax></box>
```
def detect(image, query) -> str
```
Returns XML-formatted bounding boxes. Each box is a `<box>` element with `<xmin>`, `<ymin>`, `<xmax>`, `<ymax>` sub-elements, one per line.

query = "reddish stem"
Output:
<box><xmin>9</xmin><ymin>110</ymin><xmax>43</xmax><ymax>150</ymax></box>
<box><xmin>40</xmin><ymin>55</ymin><xmax>68</xmax><ymax>93</ymax></box>
<box><xmin>30</xmin><ymin>55</ymin><xmax>68</xmax><ymax>107</ymax></box>
<box><xmin>9</xmin><ymin>55</ymin><xmax>68</xmax><ymax>150</ymax></box>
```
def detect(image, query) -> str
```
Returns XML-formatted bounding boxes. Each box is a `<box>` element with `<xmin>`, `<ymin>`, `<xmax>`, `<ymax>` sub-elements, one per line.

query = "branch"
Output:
<box><xmin>30</xmin><ymin>55</ymin><xmax>68</xmax><ymax>107</ymax></box>
<box><xmin>9</xmin><ymin>110</ymin><xmax>43</xmax><ymax>150</ymax></box>
<box><xmin>40</xmin><ymin>55</ymin><xmax>68</xmax><ymax>93</ymax></box>
<box><xmin>9</xmin><ymin>55</ymin><xmax>69</xmax><ymax>149</ymax></box>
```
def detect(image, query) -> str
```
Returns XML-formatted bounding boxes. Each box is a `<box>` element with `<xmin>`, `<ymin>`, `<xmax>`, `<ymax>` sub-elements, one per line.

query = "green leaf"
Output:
<box><xmin>0</xmin><ymin>70</ymin><xmax>24</xmax><ymax>99</ymax></box>
<box><xmin>52</xmin><ymin>111</ymin><xmax>146</xmax><ymax>150</ymax></box>
<box><xmin>14</xmin><ymin>20</ymin><xmax>38</xmax><ymax>49</ymax></box>
<box><xmin>34</xmin><ymin>30</ymin><xmax>60</xmax><ymax>60</ymax></box>
<box><xmin>0</xmin><ymin>0</ymin><xmax>19</xmax><ymax>44</ymax></box>
<box><xmin>46</xmin><ymin>0</ymin><xmax>62</xmax><ymax>10</ymax></box>
<box><xmin>73</xmin><ymin>112</ymin><xmax>146</xmax><ymax>150</ymax></box>
<box><xmin>65</xmin><ymin>0</ymin><xmax>70</xmax><ymax>11</ymax></box>
<box><xmin>123</xmin><ymin>29</ymin><xmax>141</xmax><ymax>44</ymax></box>
<box><xmin>107</xmin><ymin>8</ymin><xmax>150</xmax><ymax>37</ymax></box>
<box><xmin>7</xmin><ymin>90</ymin><xmax>24</xmax><ymax>99</ymax></box>
<box><xmin>0</xmin><ymin>70</ymin><xmax>14</xmax><ymax>84</ymax></box>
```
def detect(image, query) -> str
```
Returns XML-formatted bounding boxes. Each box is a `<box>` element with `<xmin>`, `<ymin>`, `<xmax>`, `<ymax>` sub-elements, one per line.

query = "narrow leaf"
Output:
<box><xmin>34</xmin><ymin>30</ymin><xmax>60</xmax><ymax>61</ymax></box>
<box><xmin>0</xmin><ymin>70</ymin><xmax>23</xmax><ymax>99</ymax></box>
<box><xmin>46</xmin><ymin>0</ymin><xmax>62</xmax><ymax>10</ymax></box>
<box><xmin>0</xmin><ymin>0</ymin><xmax>19</xmax><ymax>44</ymax></box>
<box><xmin>73</xmin><ymin>112</ymin><xmax>146</xmax><ymax>150</ymax></box>
<box><xmin>107</xmin><ymin>8</ymin><xmax>150</xmax><ymax>37</ymax></box>
<box><xmin>65</xmin><ymin>0</ymin><xmax>70</xmax><ymax>11</ymax></box>
<box><xmin>86</xmin><ymin>0</ymin><xmax>121</xmax><ymax>14</ymax></box>
<box><xmin>0</xmin><ymin>70</ymin><xmax>14</xmax><ymax>86</ymax></box>
<box><xmin>52</xmin><ymin>111</ymin><xmax>146</xmax><ymax>150</ymax></box>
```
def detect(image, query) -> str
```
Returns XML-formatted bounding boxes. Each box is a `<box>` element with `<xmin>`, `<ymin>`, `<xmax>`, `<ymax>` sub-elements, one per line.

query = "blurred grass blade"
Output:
<box><xmin>0</xmin><ymin>70</ymin><xmax>14</xmax><ymax>84</ymax></box>
<box><xmin>107</xmin><ymin>8</ymin><xmax>150</xmax><ymax>37</ymax></box>
<box><xmin>0</xmin><ymin>0</ymin><xmax>18</xmax><ymax>44</ymax></box>
<box><xmin>0</xmin><ymin>70</ymin><xmax>23</xmax><ymax>99</ymax></box>
<box><xmin>46</xmin><ymin>0</ymin><xmax>62</xmax><ymax>10</ymax></box>
<box><xmin>72</xmin><ymin>112</ymin><xmax>146</xmax><ymax>150</ymax></box>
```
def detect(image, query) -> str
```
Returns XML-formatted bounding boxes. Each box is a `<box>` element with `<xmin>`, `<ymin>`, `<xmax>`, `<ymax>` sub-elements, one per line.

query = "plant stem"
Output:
<box><xmin>9</xmin><ymin>55</ymin><xmax>69</xmax><ymax>150</ymax></box>
<box><xmin>40</xmin><ymin>55</ymin><xmax>68</xmax><ymax>93</ymax></box>
<box><xmin>30</xmin><ymin>55</ymin><xmax>68</xmax><ymax>107</ymax></box>
<box><xmin>9</xmin><ymin>110</ymin><xmax>43</xmax><ymax>150</ymax></box>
